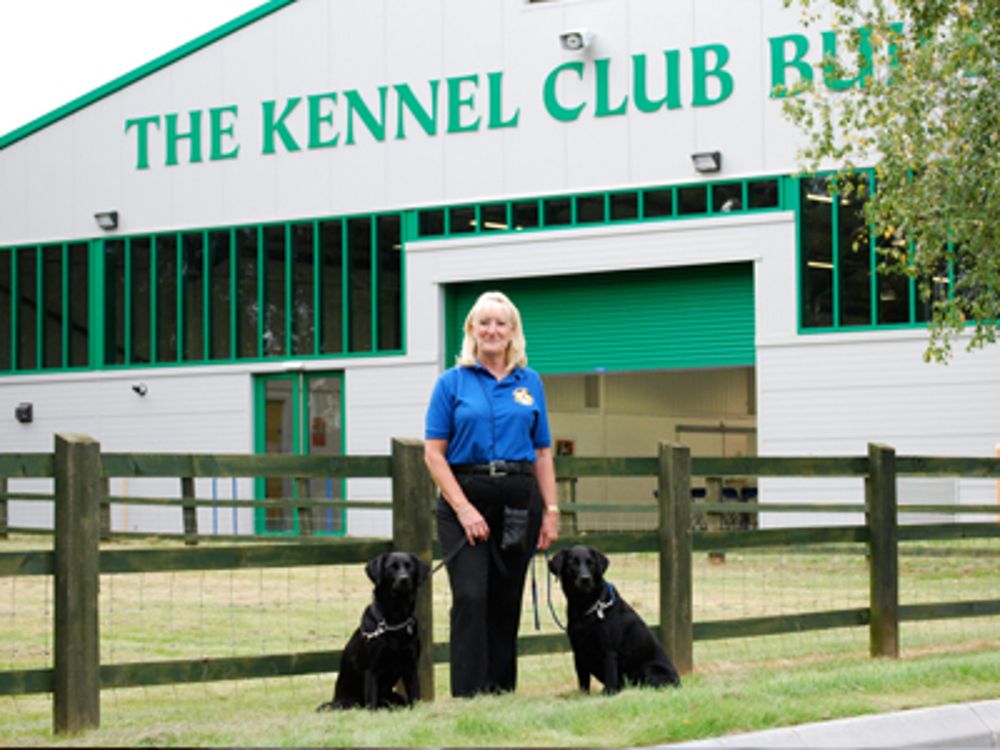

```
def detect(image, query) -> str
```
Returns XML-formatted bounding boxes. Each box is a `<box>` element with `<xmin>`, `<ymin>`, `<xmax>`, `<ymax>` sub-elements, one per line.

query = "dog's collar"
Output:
<box><xmin>362</xmin><ymin>602</ymin><xmax>416</xmax><ymax>641</ymax></box>
<box><xmin>583</xmin><ymin>582</ymin><xmax>617</xmax><ymax>620</ymax></box>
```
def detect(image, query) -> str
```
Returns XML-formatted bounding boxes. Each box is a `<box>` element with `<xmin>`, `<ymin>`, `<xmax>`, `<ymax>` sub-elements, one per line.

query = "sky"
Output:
<box><xmin>0</xmin><ymin>0</ymin><xmax>265</xmax><ymax>137</ymax></box>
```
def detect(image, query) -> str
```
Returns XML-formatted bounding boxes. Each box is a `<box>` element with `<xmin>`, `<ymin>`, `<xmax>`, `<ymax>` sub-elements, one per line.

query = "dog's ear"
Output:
<box><xmin>590</xmin><ymin>547</ymin><xmax>610</xmax><ymax>575</ymax></box>
<box><xmin>412</xmin><ymin>554</ymin><xmax>431</xmax><ymax>586</ymax></box>
<box><xmin>548</xmin><ymin>549</ymin><xmax>567</xmax><ymax>577</ymax></box>
<box><xmin>365</xmin><ymin>554</ymin><xmax>386</xmax><ymax>585</ymax></box>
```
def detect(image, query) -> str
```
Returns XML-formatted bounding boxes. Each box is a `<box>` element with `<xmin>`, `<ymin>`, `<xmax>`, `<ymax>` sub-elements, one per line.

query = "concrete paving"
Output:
<box><xmin>667</xmin><ymin>699</ymin><xmax>1000</xmax><ymax>747</ymax></box>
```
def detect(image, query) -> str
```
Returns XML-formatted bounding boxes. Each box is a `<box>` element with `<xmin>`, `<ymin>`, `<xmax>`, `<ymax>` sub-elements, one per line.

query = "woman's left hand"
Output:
<box><xmin>537</xmin><ymin>509</ymin><xmax>558</xmax><ymax>551</ymax></box>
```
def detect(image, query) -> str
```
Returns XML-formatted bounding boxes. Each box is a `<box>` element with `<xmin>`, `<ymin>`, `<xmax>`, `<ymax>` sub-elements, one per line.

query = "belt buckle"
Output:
<box><xmin>489</xmin><ymin>460</ymin><xmax>507</xmax><ymax>477</ymax></box>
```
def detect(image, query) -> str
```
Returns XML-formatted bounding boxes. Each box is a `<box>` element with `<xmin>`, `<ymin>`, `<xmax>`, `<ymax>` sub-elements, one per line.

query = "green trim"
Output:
<box><xmin>60</xmin><ymin>245</ymin><xmax>68</xmax><ymax>367</ymax></box>
<box><xmin>0</xmin><ymin>1</ymin><xmax>297</xmax><ymax>151</ymax></box>
<box><xmin>203</xmin><ymin>231</ymin><xmax>211</xmax><ymax>361</ymax></box>
<box><xmin>410</xmin><ymin>175</ymin><xmax>787</xmax><ymax>241</ymax></box>
<box><xmin>253</xmin><ymin>371</ymin><xmax>347</xmax><ymax>537</ymax></box>
<box><xmin>34</xmin><ymin>247</ymin><xmax>42</xmax><ymax>370</ymax></box>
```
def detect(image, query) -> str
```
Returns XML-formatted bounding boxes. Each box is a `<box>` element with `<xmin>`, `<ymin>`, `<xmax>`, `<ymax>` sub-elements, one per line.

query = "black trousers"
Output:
<box><xmin>436</xmin><ymin>472</ymin><xmax>543</xmax><ymax>698</ymax></box>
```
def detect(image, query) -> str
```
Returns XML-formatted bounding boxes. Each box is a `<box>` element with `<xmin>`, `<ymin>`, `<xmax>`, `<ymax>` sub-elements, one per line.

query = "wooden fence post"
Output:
<box><xmin>867</xmin><ymin>442</ymin><xmax>899</xmax><ymax>659</ymax></box>
<box><xmin>53</xmin><ymin>433</ymin><xmax>102</xmax><ymax>734</ymax></box>
<box><xmin>296</xmin><ymin>477</ymin><xmax>313</xmax><ymax>537</ymax></box>
<box><xmin>658</xmin><ymin>441</ymin><xmax>693</xmax><ymax>675</ymax></box>
<box><xmin>391</xmin><ymin>438</ymin><xmax>436</xmax><ymax>703</ymax></box>
<box><xmin>0</xmin><ymin>476</ymin><xmax>7</xmax><ymax>540</ymax></box>
<box><xmin>99</xmin><ymin>478</ymin><xmax>111</xmax><ymax>541</ymax></box>
<box><xmin>181</xmin><ymin>477</ymin><xmax>198</xmax><ymax>545</ymax></box>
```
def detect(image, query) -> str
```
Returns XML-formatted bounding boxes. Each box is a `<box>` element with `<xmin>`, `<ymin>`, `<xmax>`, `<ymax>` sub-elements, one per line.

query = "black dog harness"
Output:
<box><xmin>361</xmin><ymin>601</ymin><xmax>416</xmax><ymax>641</ymax></box>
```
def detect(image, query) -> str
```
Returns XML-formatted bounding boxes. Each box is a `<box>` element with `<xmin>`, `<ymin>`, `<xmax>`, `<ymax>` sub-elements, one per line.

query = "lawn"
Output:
<box><xmin>2</xmin><ymin>534</ymin><xmax>999</xmax><ymax>746</ymax></box>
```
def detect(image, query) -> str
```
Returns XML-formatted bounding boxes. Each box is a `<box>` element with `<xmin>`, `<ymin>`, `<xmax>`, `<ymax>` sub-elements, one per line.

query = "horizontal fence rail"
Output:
<box><xmin>1</xmin><ymin>436</ymin><xmax>999</xmax><ymax>735</ymax></box>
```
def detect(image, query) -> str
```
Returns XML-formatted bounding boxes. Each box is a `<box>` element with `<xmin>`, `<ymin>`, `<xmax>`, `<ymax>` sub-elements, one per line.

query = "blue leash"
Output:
<box><xmin>530</xmin><ymin>549</ymin><xmax>566</xmax><ymax>632</ymax></box>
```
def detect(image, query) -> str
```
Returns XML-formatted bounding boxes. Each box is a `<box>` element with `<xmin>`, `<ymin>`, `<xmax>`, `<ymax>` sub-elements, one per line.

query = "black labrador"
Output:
<box><xmin>318</xmin><ymin>551</ymin><xmax>430</xmax><ymax>710</ymax></box>
<box><xmin>549</xmin><ymin>545</ymin><xmax>681</xmax><ymax>694</ymax></box>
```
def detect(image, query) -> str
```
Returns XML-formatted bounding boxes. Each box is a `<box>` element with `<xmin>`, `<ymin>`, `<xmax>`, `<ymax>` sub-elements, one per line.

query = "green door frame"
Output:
<box><xmin>253</xmin><ymin>371</ymin><xmax>346</xmax><ymax>535</ymax></box>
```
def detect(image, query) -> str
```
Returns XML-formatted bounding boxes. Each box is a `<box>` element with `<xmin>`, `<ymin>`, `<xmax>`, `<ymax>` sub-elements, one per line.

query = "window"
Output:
<box><xmin>798</xmin><ymin>171</ymin><xmax>941</xmax><ymax>332</ymax></box>
<box><xmin>0</xmin><ymin>209</ymin><xmax>405</xmax><ymax>376</ymax></box>
<box><xmin>801</xmin><ymin>177</ymin><xmax>835</xmax><ymax>328</ymax></box>
<box><xmin>0</xmin><ymin>242</ymin><xmax>90</xmax><ymax>374</ymax></box>
<box><xmin>412</xmin><ymin>177</ymin><xmax>785</xmax><ymax>239</ymax></box>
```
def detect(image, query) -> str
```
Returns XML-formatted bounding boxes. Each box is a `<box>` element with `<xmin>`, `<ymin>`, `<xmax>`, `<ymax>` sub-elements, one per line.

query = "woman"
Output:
<box><xmin>424</xmin><ymin>290</ymin><xmax>559</xmax><ymax>698</ymax></box>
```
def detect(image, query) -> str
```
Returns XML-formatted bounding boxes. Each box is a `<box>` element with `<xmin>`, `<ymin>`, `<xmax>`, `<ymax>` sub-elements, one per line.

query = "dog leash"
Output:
<box><xmin>430</xmin><ymin>536</ymin><xmax>468</xmax><ymax>577</ymax></box>
<box><xmin>542</xmin><ymin>549</ymin><xmax>566</xmax><ymax>631</ymax></box>
<box><xmin>434</xmin><ymin>540</ymin><xmax>567</xmax><ymax>633</ymax></box>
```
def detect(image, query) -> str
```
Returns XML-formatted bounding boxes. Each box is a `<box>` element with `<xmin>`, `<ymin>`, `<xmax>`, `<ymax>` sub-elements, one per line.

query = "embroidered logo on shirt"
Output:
<box><xmin>513</xmin><ymin>388</ymin><xmax>534</xmax><ymax>406</ymax></box>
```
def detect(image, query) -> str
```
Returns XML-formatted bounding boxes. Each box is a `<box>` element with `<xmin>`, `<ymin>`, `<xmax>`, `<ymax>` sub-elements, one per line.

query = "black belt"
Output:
<box><xmin>451</xmin><ymin>460</ymin><xmax>534</xmax><ymax>477</ymax></box>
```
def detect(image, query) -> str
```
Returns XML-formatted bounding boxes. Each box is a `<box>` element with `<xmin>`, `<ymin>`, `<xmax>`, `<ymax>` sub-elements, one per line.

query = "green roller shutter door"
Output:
<box><xmin>447</xmin><ymin>263</ymin><xmax>755</xmax><ymax>374</ymax></box>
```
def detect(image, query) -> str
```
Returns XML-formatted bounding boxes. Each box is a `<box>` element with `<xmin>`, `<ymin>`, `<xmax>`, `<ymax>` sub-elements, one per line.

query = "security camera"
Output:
<box><xmin>132</xmin><ymin>382</ymin><xmax>148</xmax><ymax>397</ymax></box>
<box><xmin>559</xmin><ymin>28</ymin><xmax>594</xmax><ymax>52</ymax></box>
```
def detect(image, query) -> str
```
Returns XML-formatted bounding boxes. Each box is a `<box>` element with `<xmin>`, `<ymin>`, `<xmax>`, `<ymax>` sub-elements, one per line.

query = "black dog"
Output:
<box><xmin>549</xmin><ymin>545</ymin><xmax>681</xmax><ymax>694</ymax></box>
<box><xmin>318</xmin><ymin>551</ymin><xmax>430</xmax><ymax>710</ymax></box>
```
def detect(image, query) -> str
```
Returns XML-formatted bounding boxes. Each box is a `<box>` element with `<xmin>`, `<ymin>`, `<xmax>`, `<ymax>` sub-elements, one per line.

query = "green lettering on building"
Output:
<box><xmin>595</xmin><ymin>59</ymin><xmax>628</xmax><ymax>117</ymax></box>
<box><xmin>209</xmin><ymin>106</ymin><xmax>239</xmax><ymax>161</ymax></box>
<box><xmin>632</xmin><ymin>51</ymin><xmax>682</xmax><ymax>112</ymax></box>
<box><xmin>262</xmin><ymin>97</ymin><xmax>303</xmax><ymax>154</ymax></box>
<box><xmin>345</xmin><ymin>88</ymin><xmax>388</xmax><ymax>144</ymax></box>
<box><xmin>125</xmin><ymin>115</ymin><xmax>161</xmax><ymax>170</ymax></box>
<box><xmin>691</xmin><ymin>44</ymin><xmax>733</xmax><ymax>107</ymax></box>
<box><xmin>308</xmin><ymin>93</ymin><xmax>339</xmax><ymax>149</ymax></box>
<box><xmin>121</xmin><ymin>26</ymin><xmax>887</xmax><ymax>170</ymax></box>
<box><xmin>543</xmin><ymin>62</ymin><xmax>586</xmax><ymax>122</ymax></box>
<box><xmin>395</xmin><ymin>82</ymin><xmax>439</xmax><ymax>139</ymax></box>
<box><xmin>165</xmin><ymin>111</ymin><xmax>203</xmax><ymax>165</ymax></box>
<box><xmin>769</xmin><ymin>34</ymin><xmax>813</xmax><ymax>96</ymax></box>
<box><xmin>446</xmin><ymin>75</ymin><xmax>482</xmax><ymax>134</ymax></box>
<box><xmin>487</xmin><ymin>71</ymin><xmax>519</xmax><ymax>129</ymax></box>
<box><xmin>822</xmin><ymin>27</ymin><xmax>873</xmax><ymax>91</ymax></box>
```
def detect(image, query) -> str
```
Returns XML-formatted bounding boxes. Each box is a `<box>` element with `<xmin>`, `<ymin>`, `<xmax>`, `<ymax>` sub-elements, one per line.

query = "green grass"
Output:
<box><xmin>3</xmin><ymin>647</ymin><xmax>1000</xmax><ymax>746</ymax></box>
<box><xmin>2</xmin><ymin>534</ymin><xmax>1000</xmax><ymax>745</ymax></box>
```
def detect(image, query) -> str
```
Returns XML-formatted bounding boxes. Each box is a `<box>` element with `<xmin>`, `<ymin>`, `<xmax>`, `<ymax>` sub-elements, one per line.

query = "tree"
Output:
<box><xmin>779</xmin><ymin>0</ymin><xmax>1000</xmax><ymax>362</ymax></box>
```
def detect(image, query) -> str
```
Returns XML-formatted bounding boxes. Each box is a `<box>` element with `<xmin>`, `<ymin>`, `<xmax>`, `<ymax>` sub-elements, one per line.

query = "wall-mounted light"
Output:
<box><xmin>559</xmin><ymin>28</ymin><xmax>594</xmax><ymax>51</ymax></box>
<box><xmin>691</xmin><ymin>151</ymin><xmax>722</xmax><ymax>173</ymax></box>
<box><xmin>132</xmin><ymin>382</ymin><xmax>148</xmax><ymax>397</ymax></box>
<box><xmin>15</xmin><ymin>403</ymin><xmax>32</xmax><ymax>424</ymax></box>
<box><xmin>94</xmin><ymin>211</ymin><xmax>119</xmax><ymax>230</ymax></box>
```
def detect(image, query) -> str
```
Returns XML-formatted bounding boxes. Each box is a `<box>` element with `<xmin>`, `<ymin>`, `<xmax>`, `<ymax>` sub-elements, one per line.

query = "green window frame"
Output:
<box><xmin>410</xmin><ymin>175</ymin><xmax>788</xmax><ymax>241</ymax></box>
<box><xmin>0</xmin><ymin>241</ymin><xmax>92</xmax><ymax>374</ymax></box>
<box><xmin>0</xmin><ymin>210</ymin><xmax>404</xmax><ymax>376</ymax></box>
<box><xmin>797</xmin><ymin>171</ymin><xmax>951</xmax><ymax>333</ymax></box>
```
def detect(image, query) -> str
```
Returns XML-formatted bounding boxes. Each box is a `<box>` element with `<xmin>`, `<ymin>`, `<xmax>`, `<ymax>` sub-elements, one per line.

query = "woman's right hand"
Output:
<box><xmin>425</xmin><ymin>439</ymin><xmax>489</xmax><ymax>546</ymax></box>
<box><xmin>456</xmin><ymin>503</ymin><xmax>489</xmax><ymax>546</ymax></box>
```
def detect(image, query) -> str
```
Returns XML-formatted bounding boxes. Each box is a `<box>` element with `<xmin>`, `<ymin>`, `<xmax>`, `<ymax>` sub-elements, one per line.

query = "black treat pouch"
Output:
<box><xmin>500</xmin><ymin>506</ymin><xmax>530</xmax><ymax>551</ymax></box>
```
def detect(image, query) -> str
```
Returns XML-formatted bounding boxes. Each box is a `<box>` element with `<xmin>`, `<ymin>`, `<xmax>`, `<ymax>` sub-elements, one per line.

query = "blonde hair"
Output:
<box><xmin>456</xmin><ymin>291</ymin><xmax>528</xmax><ymax>374</ymax></box>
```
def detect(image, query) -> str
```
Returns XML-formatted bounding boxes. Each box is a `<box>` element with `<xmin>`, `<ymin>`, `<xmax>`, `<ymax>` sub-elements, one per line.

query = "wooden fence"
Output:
<box><xmin>1</xmin><ymin>434</ymin><xmax>999</xmax><ymax>735</ymax></box>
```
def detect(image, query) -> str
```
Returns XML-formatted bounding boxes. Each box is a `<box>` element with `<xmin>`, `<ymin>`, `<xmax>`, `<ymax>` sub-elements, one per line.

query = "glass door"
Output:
<box><xmin>254</xmin><ymin>372</ymin><xmax>344</xmax><ymax>535</ymax></box>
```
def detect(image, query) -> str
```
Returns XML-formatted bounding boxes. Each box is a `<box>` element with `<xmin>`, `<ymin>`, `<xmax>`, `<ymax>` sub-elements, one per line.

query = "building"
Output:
<box><xmin>2</xmin><ymin>0</ymin><xmax>998</xmax><ymax>536</ymax></box>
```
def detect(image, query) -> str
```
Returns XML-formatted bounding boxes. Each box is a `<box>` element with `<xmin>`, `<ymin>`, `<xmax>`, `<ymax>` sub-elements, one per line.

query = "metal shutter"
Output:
<box><xmin>446</xmin><ymin>263</ymin><xmax>755</xmax><ymax>374</ymax></box>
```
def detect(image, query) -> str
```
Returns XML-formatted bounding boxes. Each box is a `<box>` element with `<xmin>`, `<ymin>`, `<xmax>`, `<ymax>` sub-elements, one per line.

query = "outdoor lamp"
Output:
<box><xmin>691</xmin><ymin>151</ymin><xmax>722</xmax><ymax>173</ymax></box>
<box><xmin>94</xmin><ymin>211</ymin><xmax>119</xmax><ymax>230</ymax></box>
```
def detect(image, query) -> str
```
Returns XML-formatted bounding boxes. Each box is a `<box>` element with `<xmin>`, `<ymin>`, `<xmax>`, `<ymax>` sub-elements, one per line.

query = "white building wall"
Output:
<box><xmin>2</xmin><ymin>368</ymin><xmax>255</xmax><ymax>532</ymax></box>
<box><xmin>1</xmin><ymin>0</ymin><xmax>996</xmax><ymax>536</ymax></box>
<box><xmin>757</xmin><ymin>335</ymin><xmax>1000</xmax><ymax>527</ymax></box>
<box><xmin>0</xmin><ymin>0</ymin><xmax>823</xmax><ymax>245</ymax></box>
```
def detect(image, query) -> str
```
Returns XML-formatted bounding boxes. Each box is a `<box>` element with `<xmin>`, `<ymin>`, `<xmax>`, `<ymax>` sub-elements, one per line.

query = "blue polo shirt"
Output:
<box><xmin>425</xmin><ymin>364</ymin><xmax>552</xmax><ymax>465</ymax></box>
